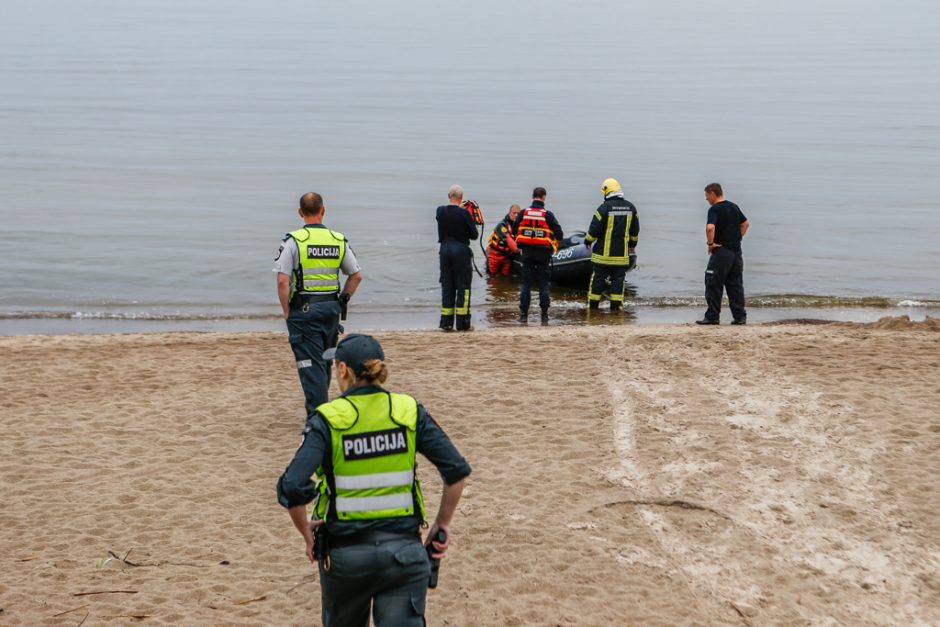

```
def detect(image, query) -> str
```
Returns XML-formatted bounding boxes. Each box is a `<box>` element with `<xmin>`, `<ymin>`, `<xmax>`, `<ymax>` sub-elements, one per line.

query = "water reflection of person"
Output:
<box><xmin>486</xmin><ymin>204</ymin><xmax>520</xmax><ymax>276</ymax></box>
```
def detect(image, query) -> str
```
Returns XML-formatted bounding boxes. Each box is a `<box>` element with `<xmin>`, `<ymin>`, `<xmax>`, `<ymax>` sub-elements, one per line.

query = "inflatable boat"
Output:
<box><xmin>507</xmin><ymin>231</ymin><xmax>636</xmax><ymax>289</ymax></box>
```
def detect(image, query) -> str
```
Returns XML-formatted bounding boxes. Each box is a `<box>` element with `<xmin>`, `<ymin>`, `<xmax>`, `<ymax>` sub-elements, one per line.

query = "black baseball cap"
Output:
<box><xmin>322</xmin><ymin>334</ymin><xmax>385</xmax><ymax>371</ymax></box>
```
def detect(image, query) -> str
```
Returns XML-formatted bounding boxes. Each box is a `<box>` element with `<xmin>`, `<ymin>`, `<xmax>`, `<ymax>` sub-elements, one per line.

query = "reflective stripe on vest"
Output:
<box><xmin>336</xmin><ymin>492</ymin><xmax>414</xmax><ymax>512</ymax></box>
<box><xmin>313</xmin><ymin>391</ymin><xmax>426</xmax><ymax>522</ymax></box>
<box><xmin>289</xmin><ymin>227</ymin><xmax>346</xmax><ymax>298</ymax></box>
<box><xmin>515</xmin><ymin>208</ymin><xmax>557</xmax><ymax>250</ymax></box>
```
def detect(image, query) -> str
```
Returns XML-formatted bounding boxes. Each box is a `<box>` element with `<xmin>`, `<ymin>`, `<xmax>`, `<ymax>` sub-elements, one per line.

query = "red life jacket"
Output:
<box><xmin>515</xmin><ymin>207</ymin><xmax>557</xmax><ymax>251</ymax></box>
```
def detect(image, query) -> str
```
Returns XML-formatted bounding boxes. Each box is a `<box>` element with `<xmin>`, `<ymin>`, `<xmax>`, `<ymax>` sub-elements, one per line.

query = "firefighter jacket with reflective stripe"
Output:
<box><xmin>313</xmin><ymin>391</ymin><xmax>426</xmax><ymax>523</ymax></box>
<box><xmin>514</xmin><ymin>207</ymin><xmax>559</xmax><ymax>251</ymax></box>
<box><xmin>584</xmin><ymin>196</ymin><xmax>639</xmax><ymax>265</ymax></box>
<box><xmin>288</xmin><ymin>226</ymin><xmax>347</xmax><ymax>299</ymax></box>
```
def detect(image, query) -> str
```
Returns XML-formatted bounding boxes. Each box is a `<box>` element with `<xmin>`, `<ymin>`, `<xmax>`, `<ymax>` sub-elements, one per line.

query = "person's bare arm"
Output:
<box><xmin>425</xmin><ymin>477</ymin><xmax>466</xmax><ymax>558</ymax></box>
<box><xmin>277</xmin><ymin>273</ymin><xmax>292</xmax><ymax>318</ymax></box>
<box><xmin>288</xmin><ymin>505</ymin><xmax>320</xmax><ymax>563</ymax></box>
<box><xmin>740</xmin><ymin>219</ymin><xmax>750</xmax><ymax>237</ymax></box>
<box><xmin>706</xmin><ymin>224</ymin><xmax>721</xmax><ymax>254</ymax></box>
<box><xmin>342</xmin><ymin>271</ymin><xmax>362</xmax><ymax>298</ymax></box>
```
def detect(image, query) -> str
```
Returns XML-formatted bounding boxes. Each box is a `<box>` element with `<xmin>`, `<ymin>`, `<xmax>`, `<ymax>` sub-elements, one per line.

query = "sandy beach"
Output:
<box><xmin>1</xmin><ymin>318</ymin><xmax>939</xmax><ymax>626</ymax></box>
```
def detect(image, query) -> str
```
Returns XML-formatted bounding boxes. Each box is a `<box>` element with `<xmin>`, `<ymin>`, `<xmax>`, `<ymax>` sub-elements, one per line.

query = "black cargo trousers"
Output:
<box><xmin>704</xmin><ymin>246</ymin><xmax>746</xmax><ymax>322</ymax></box>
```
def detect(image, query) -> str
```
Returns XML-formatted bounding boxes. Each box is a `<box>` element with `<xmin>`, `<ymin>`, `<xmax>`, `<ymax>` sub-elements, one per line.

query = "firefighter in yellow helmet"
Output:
<box><xmin>277</xmin><ymin>333</ymin><xmax>470</xmax><ymax>626</ymax></box>
<box><xmin>583</xmin><ymin>178</ymin><xmax>639</xmax><ymax>310</ymax></box>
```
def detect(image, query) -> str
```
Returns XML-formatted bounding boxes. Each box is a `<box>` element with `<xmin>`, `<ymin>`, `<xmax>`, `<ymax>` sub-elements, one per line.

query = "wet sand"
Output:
<box><xmin>1</xmin><ymin>318</ymin><xmax>939</xmax><ymax>625</ymax></box>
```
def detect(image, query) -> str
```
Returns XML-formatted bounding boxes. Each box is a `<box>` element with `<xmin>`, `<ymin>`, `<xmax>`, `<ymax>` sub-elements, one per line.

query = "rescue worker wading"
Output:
<box><xmin>584</xmin><ymin>178</ymin><xmax>639</xmax><ymax>310</ymax></box>
<box><xmin>275</xmin><ymin>192</ymin><xmax>362</xmax><ymax>420</ymax></box>
<box><xmin>277</xmin><ymin>334</ymin><xmax>471</xmax><ymax>627</ymax></box>
<box><xmin>436</xmin><ymin>184</ymin><xmax>479</xmax><ymax>331</ymax></box>
<box><xmin>512</xmin><ymin>187</ymin><xmax>563</xmax><ymax>323</ymax></box>
<box><xmin>486</xmin><ymin>204</ymin><xmax>520</xmax><ymax>276</ymax></box>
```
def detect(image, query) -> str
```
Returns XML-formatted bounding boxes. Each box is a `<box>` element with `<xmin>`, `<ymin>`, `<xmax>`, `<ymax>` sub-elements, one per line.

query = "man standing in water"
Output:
<box><xmin>274</xmin><ymin>192</ymin><xmax>363</xmax><ymax>418</ymax></box>
<box><xmin>436</xmin><ymin>185</ymin><xmax>478</xmax><ymax>331</ymax></box>
<box><xmin>584</xmin><ymin>178</ymin><xmax>639</xmax><ymax>311</ymax></box>
<box><xmin>486</xmin><ymin>204</ymin><xmax>520</xmax><ymax>276</ymax></box>
<box><xmin>512</xmin><ymin>187</ymin><xmax>563</xmax><ymax>323</ymax></box>
<box><xmin>696</xmin><ymin>182</ymin><xmax>749</xmax><ymax>325</ymax></box>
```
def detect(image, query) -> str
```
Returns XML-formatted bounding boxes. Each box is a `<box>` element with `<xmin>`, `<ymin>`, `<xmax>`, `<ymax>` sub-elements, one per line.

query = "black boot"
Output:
<box><xmin>439</xmin><ymin>315</ymin><xmax>454</xmax><ymax>331</ymax></box>
<box><xmin>455</xmin><ymin>314</ymin><xmax>472</xmax><ymax>331</ymax></box>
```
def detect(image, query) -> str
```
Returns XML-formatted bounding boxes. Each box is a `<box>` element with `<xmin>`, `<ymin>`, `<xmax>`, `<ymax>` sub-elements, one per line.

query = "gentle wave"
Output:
<box><xmin>1</xmin><ymin>294</ymin><xmax>936</xmax><ymax>321</ymax></box>
<box><xmin>0</xmin><ymin>311</ymin><xmax>282</xmax><ymax>321</ymax></box>
<box><xmin>626</xmin><ymin>295</ymin><xmax>940</xmax><ymax>308</ymax></box>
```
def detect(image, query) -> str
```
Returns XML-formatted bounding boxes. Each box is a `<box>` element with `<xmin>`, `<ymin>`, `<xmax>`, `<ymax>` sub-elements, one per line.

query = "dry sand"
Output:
<box><xmin>1</xmin><ymin>318</ymin><xmax>939</xmax><ymax>626</ymax></box>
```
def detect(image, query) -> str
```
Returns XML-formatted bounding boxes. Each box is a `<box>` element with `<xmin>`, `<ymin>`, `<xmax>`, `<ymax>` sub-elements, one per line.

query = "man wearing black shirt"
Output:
<box><xmin>436</xmin><ymin>185</ymin><xmax>478</xmax><ymax>331</ymax></box>
<box><xmin>697</xmin><ymin>182</ymin><xmax>750</xmax><ymax>325</ymax></box>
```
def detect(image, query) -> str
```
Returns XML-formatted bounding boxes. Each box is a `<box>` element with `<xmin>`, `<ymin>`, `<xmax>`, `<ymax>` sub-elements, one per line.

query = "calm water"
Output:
<box><xmin>2</xmin><ymin>0</ymin><xmax>939</xmax><ymax>332</ymax></box>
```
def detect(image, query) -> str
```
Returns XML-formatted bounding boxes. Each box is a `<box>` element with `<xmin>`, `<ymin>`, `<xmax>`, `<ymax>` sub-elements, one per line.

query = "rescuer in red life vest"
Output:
<box><xmin>486</xmin><ymin>204</ymin><xmax>520</xmax><ymax>276</ymax></box>
<box><xmin>511</xmin><ymin>187</ymin><xmax>564</xmax><ymax>323</ymax></box>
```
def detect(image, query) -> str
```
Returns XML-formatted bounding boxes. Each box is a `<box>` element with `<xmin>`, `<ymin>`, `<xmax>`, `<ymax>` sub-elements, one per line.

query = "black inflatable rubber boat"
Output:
<box><xmin>508</xmin><ymin>231</ymin><xmax>636</xmax><ymax>289</ymax></box>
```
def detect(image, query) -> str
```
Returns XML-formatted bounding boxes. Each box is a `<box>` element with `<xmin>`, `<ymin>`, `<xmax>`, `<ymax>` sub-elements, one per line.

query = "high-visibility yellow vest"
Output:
<box><xmin>313</xmin><ymin>391</ymin><xmax>426</xmax><ymax>522</ymax></box>
<box><xmin>288</xmin><ymin>226</ymin><xmax>346</xmax><ymax>299</ymax></box>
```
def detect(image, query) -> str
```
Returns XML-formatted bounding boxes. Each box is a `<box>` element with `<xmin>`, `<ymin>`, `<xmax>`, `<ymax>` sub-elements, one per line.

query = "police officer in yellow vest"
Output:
<box><xmin>277</xmin><ymin>334</ymin><xmax>470</xmax><ymax>626</ymax></box>
<box><xmin>584</xmin><ymin>178</ymin><xmax>639</xmax><ymax>311</ymax></box>
<box><xmin>275</xmin><ymin>192</ymin><xmax>363</xmax><ymax>419</ymax></box>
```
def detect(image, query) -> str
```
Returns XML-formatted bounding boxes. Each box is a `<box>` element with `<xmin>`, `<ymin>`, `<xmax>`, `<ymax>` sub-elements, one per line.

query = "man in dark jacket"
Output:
<box><xmin>512</xmin><ymin>187</ymin><xmax>563</xmax><ymax>324</ymax></box>
<box><xmin>584</xmin><ymin>178</ymin><xmax>639</xmax><ymax>311</ymax></box>
<box><xmin>696</xmin><ymin>182</ymin><xmax>749</xmax><ymax>325</ymax></box>
<box><xmin>436</xmin><ymin>185</ymin><xmax>478</xmax><ymax>331</ymax></box>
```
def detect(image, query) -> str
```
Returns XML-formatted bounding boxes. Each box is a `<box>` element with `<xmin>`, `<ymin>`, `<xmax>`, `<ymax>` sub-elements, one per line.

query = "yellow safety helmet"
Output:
<box><xmin>601</xmin><ymin>178</ymin><xmax>621</xmax><ymax>196</ymax></box>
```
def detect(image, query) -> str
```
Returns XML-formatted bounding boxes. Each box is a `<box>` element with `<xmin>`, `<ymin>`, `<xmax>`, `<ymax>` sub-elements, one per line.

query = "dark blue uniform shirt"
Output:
<box><xmin>276</xmin><ymin>384</ymin><xmax>472</xmax><ymax>537</ymax></box>
<box><xmin>707</xmin><ymin>200</ymin><xmax>748</xmax><ymax>254</ymax></box>
<box><xmin>436</xmin><ymin>204</ymin><xmax>479</xmax><ymax>245</ymax></box>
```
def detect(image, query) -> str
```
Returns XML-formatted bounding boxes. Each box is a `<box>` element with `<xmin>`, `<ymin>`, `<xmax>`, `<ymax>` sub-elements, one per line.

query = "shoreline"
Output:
<box><xmin>0</xmin><ymin>303</ymin><xmax>937</xmax><ymax>336</ymax></box>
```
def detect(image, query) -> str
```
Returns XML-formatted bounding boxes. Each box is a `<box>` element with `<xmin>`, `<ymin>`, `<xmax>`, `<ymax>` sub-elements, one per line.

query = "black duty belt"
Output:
<box><xmin>327</xmin><ymin>530</ymin><xmax>420</xmax><ymax>549</ymax></box>
<box><xmin>292</xmin><ymin>293</ymin><xmax>339</xmax><ymax>307</ymax></box>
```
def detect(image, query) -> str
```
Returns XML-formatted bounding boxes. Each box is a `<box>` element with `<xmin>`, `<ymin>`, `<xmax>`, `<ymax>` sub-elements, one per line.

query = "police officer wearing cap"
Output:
<box><xmin>277</xmin><ymin>334</ymin><xmax>471</xmax><ymax>626</ymax></box>
<box><xmin>275</xmin><ymin>192</ymin><xmax>363</xmax><ymax>419</ymax></box>
<box><xmin>584</xmin><ymin>178</ymin><xmax>639</xmax><ymax>311</ymax></box>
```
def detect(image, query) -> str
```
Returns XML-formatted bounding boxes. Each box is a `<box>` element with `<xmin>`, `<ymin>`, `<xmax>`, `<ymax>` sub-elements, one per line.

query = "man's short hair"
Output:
<box><xmin>299</xmin><ymin>192</ymin><xmax>324</xmax><ymax>216</ymax></box>
<box><xmin>704</xmin><ymin>183</ymin><xmax>723</xmax><ymax>196</ymax></box>
<box><xmin>447</xmin><ymin>185</ymin><xmax>464</xmax><ymax>201</ymax></box>
<box><xmin>532</xmin><ymin>187</ymin><xmax>547</xmax><ymax>199</ymax></box>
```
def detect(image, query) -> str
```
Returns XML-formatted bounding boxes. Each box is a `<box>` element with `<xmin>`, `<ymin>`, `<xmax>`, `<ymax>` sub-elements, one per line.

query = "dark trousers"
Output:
<box><xmin>286</xmin><ymin>300</ymin><xmax>342</xmax><ymax>419</ymax></box>
<box><xmin>439</xmin><ymin>241</ymin><xmax>473</xmax><ymax>330</ymax></box>
<box><xmin>704</xmin><ymin>247</ymin><xmax>746</xmax><ymax>322</ymax></box>
<box><xmin>588</xmin><ymin>263</ymin><xmax>628</xmax><ymax>308</ymax></box>
<box><xmin>319</xmin><ymin>538</ymin><xmax>430</xmax><ymax>627</ymax></box>
<box><xmin>519</xmin><ymin>255</ymin><xmax>551</xmax><ymax>314</ymax></box>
